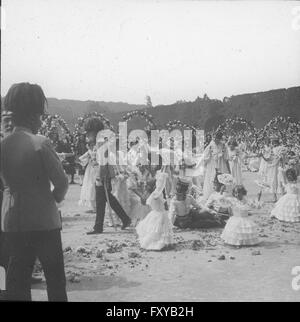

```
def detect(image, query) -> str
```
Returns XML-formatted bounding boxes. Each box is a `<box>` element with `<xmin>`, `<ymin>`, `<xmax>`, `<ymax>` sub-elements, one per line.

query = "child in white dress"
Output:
<box><xmin>228</xmin><ymin>140</ymin><xmax>243</xmax><ymax>185</ymax></box>
<box><xmin>112</xmin><ymin>154</ymin><xmax>131</xmax><ymax>215</ymax></box>
<box><xmin>270</xmin><ymin>168</ymin><xmax>300</xmax><ymax>222</ymax></box>
<box><xmin>127</xmin><ymin>168</ymin><xmax>152</xmax><ymax>226</ymax></box>
<box><xmin>136</xmin><ymin>169</ymin><xmax>173</xmax><ymax>250</ymax></box>
<box><xmin>221</xmin><ymin>185</ymin><xmax>259</xmax><ymax>246</ymax></box>
<box><xmin>205</xmin><ymin>172</ymin><xmax>232</xmax><ymax>219</ymax></box>
<box><xmin>78</xmin><ymin>145</ymin><xmax>98</xmax><ymax>212</ymax></box>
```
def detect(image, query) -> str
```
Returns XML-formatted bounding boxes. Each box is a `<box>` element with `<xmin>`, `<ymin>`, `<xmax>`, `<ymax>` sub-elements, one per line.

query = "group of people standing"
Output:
<box><xmin>1</xmin><ymin>82</ymin><xmax>299</xmax><ymax>302</ymax></box>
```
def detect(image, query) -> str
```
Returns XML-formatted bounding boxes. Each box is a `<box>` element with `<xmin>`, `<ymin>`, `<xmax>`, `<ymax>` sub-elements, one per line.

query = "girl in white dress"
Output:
<box><xmin>127</xmin><ymin>166</ymin><xmax>152</xmax><ymax>226</ymax></box>
<box><xmin>136</xmin><ymin>168</ymin><xmax>173</xmax><ymax>251</ymax></box>
<box><xmin>205</xmin><ymin>172</ymin><xmax>232</xmax><ymax>218</ymax></box>
<box><xmin>78</xmin><ymin>118</ymin><xmax>104</xmax><ymax>212</ymax></box>
<box><xmin>78</xmin><ymin>144</ymin><xmax>98</xmax><ymax>212</ymax></box>
<box><xmin>203</xmin><ymin>131</ymin><xmax>230</xmax><ymax>201</ymax></box>
<box><xmin>221</xmin><ymin>185</ymin><xmax>259</xmax><ymax>246</ymax></box>
<box><xmin>258</xmin><ymin>140</ymin><xmax>271</xmax><ymax>180</ymax></box>
<box><xmin>263</xmin><ymin>139</ymin><xmax>282</xmax><ymax>202</ymax></box>
<box><xmin>270</xmin><ymin>168</ymin><xmax>300</xmax><ymax>222</ymax></box>
<box><xmin>228</xmin><ymin>140</ymin><xmax>243</xmax><ymax>185</ymax></box>
<box><xmin>112</xmin><ymin>151</ymin><xmax>131</xmax><ymax>215</ymax></box>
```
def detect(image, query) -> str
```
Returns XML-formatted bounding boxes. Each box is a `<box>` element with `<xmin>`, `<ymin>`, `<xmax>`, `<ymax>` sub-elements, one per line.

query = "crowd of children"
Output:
<box><xmin>74</xmin><ymin>120</ymin><xmax>299</xmax><ymax>251</ymax></box>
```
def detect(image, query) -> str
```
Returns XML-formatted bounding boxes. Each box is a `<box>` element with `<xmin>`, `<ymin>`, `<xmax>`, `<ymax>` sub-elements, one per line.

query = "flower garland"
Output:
<box><xmin>122</xmin><ymin>110</ymin><xmax>157</xmax><ymax>131</ymax></box>
<box><xmin>39</xmin><ymin>114</ymin><xmax>74</xmax><ymax>152</ymax></box>
<box><xmin>216</xmin><ymin>117</ymin><xmax>255</xmax><ymax>135</ymax></box>
<box><xmin>72</xmin><ymin>111</ymin><xmax>114</xmax><ymax>155</ymax></box>
<box><xmin>262</xmin><ymin>116</ymin><xmax>300</xmax><ymax>141</ymax></box>
<box><xmin>165</xmin><ymin>120</ymin><xmax>198</xmax><ymax>133</ymax></box>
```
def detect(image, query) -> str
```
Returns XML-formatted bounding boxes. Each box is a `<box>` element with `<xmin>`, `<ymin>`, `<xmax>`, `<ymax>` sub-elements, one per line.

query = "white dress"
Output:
<box><xmin>78</xmin><ymin>149</ymin><xmax>97</xmax><ymax>209</ymax></box>
<box><xmin>270</xmin><ymin>183</ymin><xmax>300</xmax><ymax>222</ymax></box>
<box><xmin>228</xmin><ymin>148</ymin><xmax>242</xmax><ymax>185</ymax></box>
<box><xmin>136</xmin><ymin>172</ymin><xmax>173</xmax><ymax>250</ymax></box>
<box><xmin>258</xmin><ymin>146</ymin><xmax>271</xmax><ymax>179</ymax></box>
<box><xmin>221</xmin><ymin>200</ymin><xmax>259</xmax><ymax>246</ymax></box>
<box><xmin>112</xmin><ymin>174</ymin><xmax>130</xmax><ymax>214</ymax></box>
<box><xmin>265</xmin><ymin>146</ymin><xmax>281</xmax><ymax>194</ymax></box>
<box><xmin>127</xmin><ymin>171</ymin><xmax>151</xmax><ymax>225</ymax></box>
<box><xmin>203</xmin><ymin>141</ymin><xmax>229</xmax><ymax>200</ymax></box>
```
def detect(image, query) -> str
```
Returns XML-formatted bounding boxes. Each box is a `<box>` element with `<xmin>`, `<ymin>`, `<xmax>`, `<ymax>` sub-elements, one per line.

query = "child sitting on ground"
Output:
<box><xmin>169</xmin><ymin>177</ymin><xmax>226</xmax><ymax>229</ymax></box>
<box><xmin>205</xmin><ymin>171</ymin><xmax>232</xmax><ymax>219</ymax></box>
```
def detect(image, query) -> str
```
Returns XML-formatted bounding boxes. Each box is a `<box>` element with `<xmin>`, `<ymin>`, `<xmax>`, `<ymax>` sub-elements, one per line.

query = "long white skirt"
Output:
<box><xmin>270</xmin><ymin>193</ymin><xmax>300</xmax><ymax>222</ymax></box>
<box><xmin>136</xmin><ymin>210</ymin><xmax>173</xmax><ymax>250</ymax></box>
<box><xmin>78</xmin><ymin>163</ymin><xmax>96</xmax><ymax>210</ymax></box>
<box><xmin>221</xmin><ymin>216</ymin><xmax>259</xmax><ymax>246</ymax></box>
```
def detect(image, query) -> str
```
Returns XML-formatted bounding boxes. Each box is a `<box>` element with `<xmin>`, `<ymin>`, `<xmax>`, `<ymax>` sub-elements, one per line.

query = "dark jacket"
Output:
<box><xmin>0</xmin><ymin>127</ymin><xmax>68</xmax><ymax>232</ymax></box>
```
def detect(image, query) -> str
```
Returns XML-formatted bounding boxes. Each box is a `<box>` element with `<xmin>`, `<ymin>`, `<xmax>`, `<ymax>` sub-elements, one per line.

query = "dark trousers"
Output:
<box><xmin>0</xmin><ymin>188</ymin><xmax>9</xmax><ymax>273</ymax></box>
<box><xmin>94</xmin><ymin>183</ymin><xmax>130</xmax><ymax>232</ymax></box>
<box><xmin>0</xmin><ymin>233</ymin><xmax>9</xmax><ymax>272</ymax></box>
<box><xmin>4</xmin><ymin>229</ymin><xmax>67</xmax><ymax>302</ymax></box>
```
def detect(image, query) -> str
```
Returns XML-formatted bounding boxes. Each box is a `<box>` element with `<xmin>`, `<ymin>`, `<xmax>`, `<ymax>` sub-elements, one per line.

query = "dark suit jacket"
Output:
<box><xmin>0</xmin><ymin>127</ymin><xmax>69</xmax><ymax>232</ymax></box>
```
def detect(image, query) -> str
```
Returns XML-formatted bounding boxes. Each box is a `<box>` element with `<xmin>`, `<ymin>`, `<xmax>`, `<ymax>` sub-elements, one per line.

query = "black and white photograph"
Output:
<box><xmin>1</xmin><ymin>0</ymin><xmax>300</xmax><ymax>305</ymax></box>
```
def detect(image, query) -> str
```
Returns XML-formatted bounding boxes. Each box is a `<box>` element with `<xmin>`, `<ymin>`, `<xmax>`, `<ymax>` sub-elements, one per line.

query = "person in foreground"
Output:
<box><xmin>0</xmin><ymin>83</ymin><xmax>69</xmax><ymax>301</ymax></box>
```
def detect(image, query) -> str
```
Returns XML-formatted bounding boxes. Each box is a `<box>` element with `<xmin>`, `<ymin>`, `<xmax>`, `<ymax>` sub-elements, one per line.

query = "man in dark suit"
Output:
<box><xmin>86</xmin><ymin>130</ymin><xmax>131</xmax><ymax>234</ymax></box>
<box><xmin>0</xmin><ymin>111</ymin><xmax>13</xmax><ymax>277</ymax></box>
<box><xmin>1</xmin><ymin>83</ymin><xmax>69</xmax><ymax>301</ymax></box>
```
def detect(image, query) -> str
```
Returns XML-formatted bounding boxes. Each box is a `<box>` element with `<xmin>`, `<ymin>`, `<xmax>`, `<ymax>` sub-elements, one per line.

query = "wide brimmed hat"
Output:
<box><xmin>217</xmin><ymin>173</ymin><xmax>235</xmax><ymax>186</ymax></box>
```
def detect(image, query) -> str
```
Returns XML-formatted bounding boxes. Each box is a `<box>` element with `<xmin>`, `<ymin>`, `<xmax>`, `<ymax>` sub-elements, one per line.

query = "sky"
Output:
<box><xmin>1</xmin><ymin>0</ymin><xmax>300</xmax><ymax>105</ymax></box>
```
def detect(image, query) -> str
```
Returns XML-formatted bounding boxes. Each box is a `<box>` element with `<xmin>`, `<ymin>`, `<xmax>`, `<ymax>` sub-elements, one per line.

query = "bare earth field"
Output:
<box><xmin>32</xmin><ymin>172</ymin><xmax>300</xmax><ymax>302</ymax></box>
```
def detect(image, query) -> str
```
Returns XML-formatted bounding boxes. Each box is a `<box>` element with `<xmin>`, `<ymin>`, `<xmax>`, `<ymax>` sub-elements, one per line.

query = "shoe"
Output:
<box><xmin>121</xmin><ymin>218</ymin><xmax>131</xmax><ymax>230</ymax></box>
<box><xmin>86</xmin><ymin>230</ymin><xmax>103</xmax><ymax>235</ymax></box>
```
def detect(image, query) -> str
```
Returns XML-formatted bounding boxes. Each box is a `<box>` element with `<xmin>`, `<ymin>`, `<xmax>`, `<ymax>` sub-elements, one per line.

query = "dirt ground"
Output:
<box><xmin>32</xmin><ymin>172</ymin><xmax>300</xmax><ymax>302</ymax></box>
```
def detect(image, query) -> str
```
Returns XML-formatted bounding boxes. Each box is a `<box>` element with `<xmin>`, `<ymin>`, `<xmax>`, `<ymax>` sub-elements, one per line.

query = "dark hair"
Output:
<box><xmin>84</xmin><ymin>117</ymin><xmax>104</xmax><ymax>133</ymax></box>
<box><xmin>213</xmin><ymin>169</ymin><xmax>223</xmax><ymax>185</ymax></box>
<box><xmin>232</xmin><ymin>185</ymin><xmax>247</xmax><ymax>197</ymax></box>
<box><xmin>288</xmin><ymin>151</ymin><xmax>296</xmax><ymax>157</ymax></box>
<box><xmin>148</xmin><ymin>152</ymin><xmax>163</xmax><ymax>172</ymax></box>
<box><xmin>4</xmin><ymin>83</ymin><xmax>47</xmax><ymax>125</ymax></box>
<box><xmin>272</xmin><ymin>138</ymin><xmax>280</xmax><ymax>146</ymax></box>
<box><xmin>175</xmin><ymin>181</ymin><xmax>189</xmax><ymax>195</ymax></box>
<box><xmin>146</xmin><ymin>179</ymin><xmax>156</xmax><ymax>194</ymax></box>
<box><xmin>215</xmin><ymin>131</ymin><xmax>223</xmax><ymax>140</ymax></box>
<box><xmin>229</xmin><ymin>139</ymin><xmax>238</xmax><ymax>147</ymax></box>
<box><xmin>285</xmin><ymin>168</ymin><xmax>297</xmax><ymax>182</ymax></box>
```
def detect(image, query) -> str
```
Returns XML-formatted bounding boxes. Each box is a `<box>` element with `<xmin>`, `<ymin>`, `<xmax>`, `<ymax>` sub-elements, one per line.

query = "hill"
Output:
<box><xmin>2</xmin><ymin>86</ymin><xmax>299</xmax><ymax>130</ymax></box>
<box><xmin>110</xmin><ymin>86</ymin><xmax>300</xmax><ymax>130</ymax></box>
